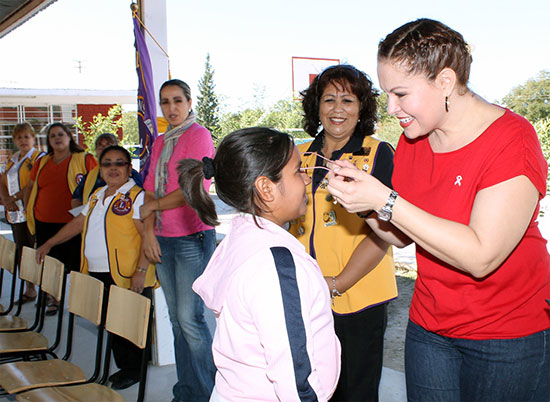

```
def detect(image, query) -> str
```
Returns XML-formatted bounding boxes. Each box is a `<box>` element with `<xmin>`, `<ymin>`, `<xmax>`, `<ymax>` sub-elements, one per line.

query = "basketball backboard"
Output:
<box><xmin>291</xmin><ymin>56</ymin><xmax>340</xmax><ymax>99</ymax></box>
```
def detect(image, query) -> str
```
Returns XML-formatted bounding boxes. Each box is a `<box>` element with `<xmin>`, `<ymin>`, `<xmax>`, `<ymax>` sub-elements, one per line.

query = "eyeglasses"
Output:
<box><xmin>300</xmin><ymin>151</ymin><xmax>355</xmax><ymax>181</ymax></box>
<box><xmin>100</xmin><ymin>161</ymin><xmax>130</xmax><ymax>168</ymax></box>
<box><xmin>299</xmin><ymin>152</ymin><xmax>333</xmax><ymax>173</ymax></box>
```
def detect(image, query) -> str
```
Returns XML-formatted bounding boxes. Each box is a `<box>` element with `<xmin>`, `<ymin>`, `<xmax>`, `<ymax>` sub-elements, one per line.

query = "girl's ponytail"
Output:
<box><xmin>177</xmin><ymin>158</ymin><xmax>219</xmax><ymax>227</ymax></box>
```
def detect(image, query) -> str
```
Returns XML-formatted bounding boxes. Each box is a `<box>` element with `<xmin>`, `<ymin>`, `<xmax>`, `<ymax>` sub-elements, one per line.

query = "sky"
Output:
<box><xmin>0</xmin><ymin>0</ymin><xmax>549</xmax><ymax>113</ymax></box>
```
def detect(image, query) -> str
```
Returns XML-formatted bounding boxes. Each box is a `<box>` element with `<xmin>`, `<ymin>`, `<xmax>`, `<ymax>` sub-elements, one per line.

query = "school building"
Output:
<box><xmin>0</xmin><ymin>88</ymin><xmax>135</xmax><ymax>164</ymax></box>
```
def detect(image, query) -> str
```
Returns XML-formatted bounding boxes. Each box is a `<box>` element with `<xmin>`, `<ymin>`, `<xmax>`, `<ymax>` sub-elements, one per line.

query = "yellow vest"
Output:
<box><xmin>80</xmin><ymin>184</ymin><xmax>157</xmax><ymax>289</ymax></box>
<box><xmin>26</xmin><ymin>152</ymin><xmax>89</xmax><ymax>235</ymax></box>
<box><xmin>289</xmin><ymin>136</ymin><xmax>398</xmax><ymax>314</ymax></box>
<box><xmin>82</xmin><ymin>166</ymin><xmax>100</xmax><ymax>205</ymax></box>
<box><xmin>3</xmin><ymin>149</ymin><xmax>43</xmax><ymax>191</ymax></box>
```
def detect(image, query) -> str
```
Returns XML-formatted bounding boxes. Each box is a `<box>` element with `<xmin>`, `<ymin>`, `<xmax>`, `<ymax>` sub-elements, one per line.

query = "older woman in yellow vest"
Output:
<box><xmin>0</xmin><ymin>122</ymin><xmax>44</xmax><ymax>303</ymax></box>
<box><xmin>289</xmin><ymin>65</ymin><xmax>398</xmax><ymax>402</ymax></box>
<box><xmin>36</xmin><ymin>145</ymin><xmax>156</xmax><ymax>390</ymax></box>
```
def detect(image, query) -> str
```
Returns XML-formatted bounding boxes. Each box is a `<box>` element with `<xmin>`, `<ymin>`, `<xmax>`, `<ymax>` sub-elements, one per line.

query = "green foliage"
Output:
<box><xmin>218</xmin><ymin>98</ymin><xmax>306</xmax><ymax>143</ymax></box>
<box><xmin>533</xmin><ymin>117</ymin><xmax>550</xmax><ymax>192</ymax></box>
<box><xmin>535</xmin><ymin>117</ymin><xmax>550</xmax><ymax>160</ymax></box>
<box><xmin>121</xmin><ymin>111</ymin><xmax>139</xmax><ymax>147</ymax></box>
<box><xmin>375</xmin><ymin>93</ymin><xmax>402</xmax><ymax>148</ymax></box>
<box><xmin>501</xmin><ymin>70</ymin><xmax>550</xmax><ymax>122</ymax></box>
<box><xmin>75</xmin><ymin>104</ymin><xmax>124</xmax><ymax>155</ymax></box>
<box><xmin>196</xmin><ymin>54</ymin><xmax>221</xmax><ymax>139</ymax></box>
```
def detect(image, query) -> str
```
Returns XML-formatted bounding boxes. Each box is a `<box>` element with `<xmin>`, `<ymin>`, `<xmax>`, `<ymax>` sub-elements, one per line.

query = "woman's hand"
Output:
<box><xmin>36</xmin><ymin>243</ymin><xmax>52</xmax><ymax>264</ymax></box>
<box><xmin>142</xmin><ymin>231</ymin><xmax>162</xmax><ymax>263</ymax></box>
<box><xmin>140</xmin><ymin>200</ymin><xmax>156</xmax><ymax>221</ymax></box>
<box><xmin>130</xmin><ymin>271</ymin><xmax>146</xmax><ymax>294</ymax></box>
<box><xmin>327</xmin><ymin>160</ymin><xmax>391</xmax><ymax>213</ymax></box>
<box><xmin>2</xmin><ymin>196</ymin><xmax>18</xmax><ymax>212</ymax></box>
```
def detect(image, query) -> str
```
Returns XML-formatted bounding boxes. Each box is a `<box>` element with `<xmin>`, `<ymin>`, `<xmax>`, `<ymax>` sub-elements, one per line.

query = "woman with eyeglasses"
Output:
<box><xmin>289</xmin><ymin>64</ymin><xmax>397</xmax><ymax>402</ymax></box>
<box><xmin>36</xmin><ymin>145</ymin><xmax>156</xmax><ymax>391</ymax></box>
<box><xmin>24</xmin><ymin>122</ymin><xmax>96</xmax><ymax>315</ymax></box>
<box><xmin>327</xmin><ymin>19</ymin><xmax>549</xmax><ymax>401</ymax></box>
<box><xmin>140</xmin><ymin>79</ymin><xmax>216</xmax><ymax>402</ymax></box>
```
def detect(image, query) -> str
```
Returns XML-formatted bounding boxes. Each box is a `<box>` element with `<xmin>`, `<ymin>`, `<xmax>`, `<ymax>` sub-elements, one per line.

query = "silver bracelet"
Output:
<box><xmin>136</xmin><ymin>267</ymin><xmax>148</xmax><ymax>273</ymax></box>
<box><xmin>331</xmin><ymin>276</ymin><xmax>342</xmax><ymax>306</ymax></box>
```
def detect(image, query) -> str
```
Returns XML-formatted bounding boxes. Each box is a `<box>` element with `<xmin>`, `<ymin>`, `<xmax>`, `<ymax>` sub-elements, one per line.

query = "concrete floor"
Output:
<box><xmin>0</xmin><ymin>200</ymin><xmax>407</xmax><ymax>402</ymax></box>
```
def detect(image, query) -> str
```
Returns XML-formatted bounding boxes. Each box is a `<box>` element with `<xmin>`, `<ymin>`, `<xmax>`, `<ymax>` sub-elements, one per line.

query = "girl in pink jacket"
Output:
<box><xmin>178</xmin><ymin>127</ymin><xmax>341</xmax><ymax>401</ymax></box>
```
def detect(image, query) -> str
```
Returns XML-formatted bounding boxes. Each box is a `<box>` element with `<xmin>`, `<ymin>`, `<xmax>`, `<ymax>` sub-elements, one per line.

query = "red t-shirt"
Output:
<box><xmin>393</xmin><ymin>109</ymin><xmax>550</xmax><ymax>339</ymax></box>
<box><xmin>30</xmin><ymin>153</ymin><xmax>97</xmax><ymax>223</ymax></box>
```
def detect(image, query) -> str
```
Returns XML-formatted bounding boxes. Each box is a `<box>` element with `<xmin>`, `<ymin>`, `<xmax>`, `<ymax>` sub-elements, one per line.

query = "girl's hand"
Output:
<box><xmin>130</xmin><ymin>271</ymin><xmax>146</xmax><ymax>294</ymax></box>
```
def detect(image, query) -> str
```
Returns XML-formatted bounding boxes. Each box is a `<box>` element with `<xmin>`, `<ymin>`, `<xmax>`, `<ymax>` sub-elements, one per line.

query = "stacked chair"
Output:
<box><xmin>0</xmin><ymin>236</ymin><xmax>23</xmax><ymax>324</ymax></box>
<box><xmin>0</xmin><ymin>270</ymin><xmax>153</xmax><ymax>402</ymax></box>
<box><xmin>0</xmin><ymin>247</ymin><xmax>65</xmax><ymax>363</ymax></box>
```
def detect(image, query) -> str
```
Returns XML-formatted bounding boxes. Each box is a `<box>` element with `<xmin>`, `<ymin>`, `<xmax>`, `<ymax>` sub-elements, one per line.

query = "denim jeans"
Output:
<box><xmin>405</xmin><ymin>320</ymin><xmax>550</xmax><ymax>402</ymax></box>
<box><xmin>156</xmin><ymin>230</ymin><xmax>216</xmax><ymax>402</ymax></box>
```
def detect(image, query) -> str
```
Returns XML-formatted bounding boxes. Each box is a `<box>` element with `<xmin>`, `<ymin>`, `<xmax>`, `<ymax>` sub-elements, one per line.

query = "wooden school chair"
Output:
<box><xmin>0</xmin><ymin>243</ymin><xmax>40</xmax><ymax>332</ymax></box>
<box><xmin>0</xmin><ymin>252</ymin><xmax>65</xmax><ymax>362</ymax></box>
<box><xmin>0</xmin><ymin>271</ymin><xmax>105</xmax><ymax>395</ymax></box>
<box><xmin>0</xmin><ymin>236</ymin><xmax>17</xmax><ymax>315</ymax></box>
<box><xmin>17</xmin><ymin>284</ymin><xmax>153</xmax><ymax>402</ymax></box>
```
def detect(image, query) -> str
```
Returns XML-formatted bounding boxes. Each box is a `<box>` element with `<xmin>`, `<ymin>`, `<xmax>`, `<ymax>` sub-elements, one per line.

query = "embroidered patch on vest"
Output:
<box><xmin>112</xmin><ymin>194</ymin><xmax>133</xmax><ymax>216</ymax></box>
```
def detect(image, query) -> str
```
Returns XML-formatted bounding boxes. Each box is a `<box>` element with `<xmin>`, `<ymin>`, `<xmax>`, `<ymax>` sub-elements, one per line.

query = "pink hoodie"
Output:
<box><xmin>193</xmin><ymin>214</ymin><xmax>341</xmax><ymax>401</ymax></box>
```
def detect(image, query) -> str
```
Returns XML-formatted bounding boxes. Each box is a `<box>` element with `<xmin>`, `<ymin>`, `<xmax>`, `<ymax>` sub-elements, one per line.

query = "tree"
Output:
<box><xmin>501</xmin><ymin>70</ymin><xmax>550</xmax><ymax>122</ymax></box>
<box><xmin>75</xmin><ymin>104</ymin><xmax>124</xmax><ymax>154</ymax></box>
<box><xmin>75</xmin><ymin>105</ymin><xmax>140</xmax><ymax>156</ymax></box>
<box><xmin>196</xmin><ymin>53</ymin><xmax>221</xmax><ymax>139</ymax></box>
<box><xmin>375</xmin><ymin>93</ymin><xmax>402</xmax><ymax>148</ymax></box>
<box><xmin>218</xmin><ymin>98</ymin><xmax>306</xmax><ymax>142</ymax></box>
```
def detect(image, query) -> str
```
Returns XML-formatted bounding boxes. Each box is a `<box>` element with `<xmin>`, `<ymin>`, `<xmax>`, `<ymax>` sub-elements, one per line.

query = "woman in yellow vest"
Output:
<box><xmin>289</xmin><ymin>65</ymin><xmax>398</xmax><ymax>402</ymax></box>
<box><xmin>36</xmin><ymin>145</ymin><xmax>156</xmax><ymax>390</ymax></box>
<box><xmin>24</xmin><ymin>122</ymin><xmax>96</xmax><ymax>314</ymax></box>
<box><xmin>0</xmin><ymin>122</ymin><xmax>44</xmax><ymax>303</ymax></box>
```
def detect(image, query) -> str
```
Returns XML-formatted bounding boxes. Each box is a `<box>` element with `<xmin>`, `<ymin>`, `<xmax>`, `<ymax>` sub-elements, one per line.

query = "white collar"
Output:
<box><xmin>95</xmin><ymin>178</ymin><xmax>136</xmax><ymax>201</ymax></box>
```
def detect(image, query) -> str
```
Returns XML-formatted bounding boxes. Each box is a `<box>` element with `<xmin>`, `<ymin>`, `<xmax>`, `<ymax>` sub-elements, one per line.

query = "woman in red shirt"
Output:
<box><xmin>327</xmin><ymin>19</ymin><xmax>549</xmax><ymax>402</ymax></box>
<box><xmin>24</xmin><ymin>122</ymin><xmax>96</xmax><ymax>314</ymax></box>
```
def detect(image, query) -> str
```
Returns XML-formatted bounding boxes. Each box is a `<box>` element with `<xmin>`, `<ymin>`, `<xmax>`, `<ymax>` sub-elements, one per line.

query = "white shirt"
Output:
<box><xmin>81</xmin><ymin>179</ymin><xmax>143</xmax><ymax>273</ymax></box>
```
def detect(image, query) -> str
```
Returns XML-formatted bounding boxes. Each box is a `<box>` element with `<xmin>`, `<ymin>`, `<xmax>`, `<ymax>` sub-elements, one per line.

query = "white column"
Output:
<box><xmin>139</xmin><ymin>0</ymin><xmax>174</xmax><ymax>366</ymax></box>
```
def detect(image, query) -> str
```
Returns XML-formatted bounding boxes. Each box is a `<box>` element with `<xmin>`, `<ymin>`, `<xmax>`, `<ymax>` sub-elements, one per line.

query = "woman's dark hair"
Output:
<box><xmin>99</xmin><ymin>145</ymin><xmax>132</xmax><ymax>165</ymax></box>
<box><xmin>159</xmin><ymin>79</ymin><xmax>192</xmax><ymax>101</ymax></box>
<box><xmin>378</xmin><ymin>18</ymin><xmax>472</xmax><ymax>91</ymax></box>
<box><xmin>95</xmin><ymin>133</ymin><xmax>118</xmax><ymax>148</ymax></box>
<box><xmin>178</xmin><ymin>127</ymin><xmax>295</xmax><ymax>227</ymax></box>
<box><xmin>301</xmin><ymin>64</ymin><xmax>378</xmax><ymax>138</ymax></box>
<box><xmin>46</xmin><ymin>122</ymin><xmax>84</xmax><ymax>154</ymax></box>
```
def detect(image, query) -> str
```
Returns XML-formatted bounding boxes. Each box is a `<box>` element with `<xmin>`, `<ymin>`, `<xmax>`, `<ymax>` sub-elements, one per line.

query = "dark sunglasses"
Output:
<box><xmin>100</xmin><ymin>161</ymin><xmax>130</xmax><ymax>168</ymax></box>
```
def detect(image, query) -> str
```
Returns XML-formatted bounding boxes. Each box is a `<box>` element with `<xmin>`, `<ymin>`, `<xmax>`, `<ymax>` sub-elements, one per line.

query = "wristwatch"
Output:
<box><xmin>377</xmin><ymin>190</ymin><xmax>398</xmax><ymax>222</ymax></box>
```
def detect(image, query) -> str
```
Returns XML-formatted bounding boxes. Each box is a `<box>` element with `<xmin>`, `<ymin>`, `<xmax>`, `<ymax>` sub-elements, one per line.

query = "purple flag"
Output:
<box><xmin>133</xmin><ymin>11</ymin><xmax>158</xmax><ymax>179</ymax></box>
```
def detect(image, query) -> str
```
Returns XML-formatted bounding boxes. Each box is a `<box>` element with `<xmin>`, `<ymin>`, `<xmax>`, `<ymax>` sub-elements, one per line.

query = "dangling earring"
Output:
<box><xmin>445</xmin><ymin>96</ymin><xmax>450</xmax><ymax>113</ymax></box>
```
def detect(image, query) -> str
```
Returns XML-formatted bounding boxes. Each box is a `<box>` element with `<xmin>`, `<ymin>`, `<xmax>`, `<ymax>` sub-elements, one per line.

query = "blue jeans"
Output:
<box><xmin>156</xmin><ymin>230</ymin><xmax>216</xmax><ymax>402</ymax></box>
<box><xmin>405</xmin><ymin>320</ymin><xmax>550</xmax><ymax>402</ymax></box>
